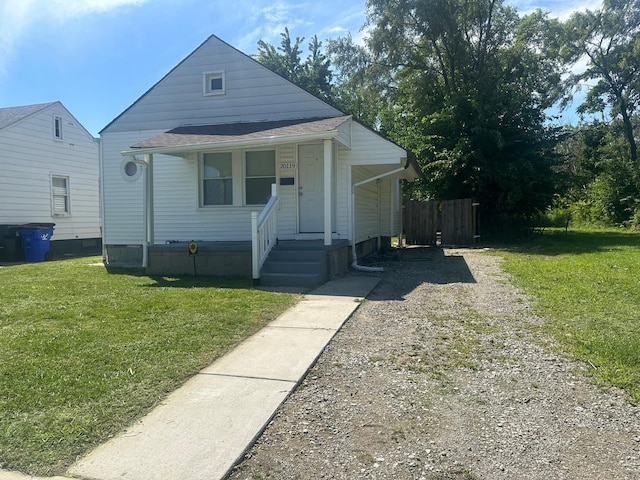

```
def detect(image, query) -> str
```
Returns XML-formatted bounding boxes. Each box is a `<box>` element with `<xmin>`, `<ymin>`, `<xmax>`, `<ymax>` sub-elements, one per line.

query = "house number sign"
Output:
<box><xmin>279</xmin><ymin>162</ymin><xmax>296</xmax><ymax>170</ymax></box>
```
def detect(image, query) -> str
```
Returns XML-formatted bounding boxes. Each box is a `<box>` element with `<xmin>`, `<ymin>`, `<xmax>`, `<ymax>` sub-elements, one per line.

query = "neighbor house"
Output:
<box><xmin>0</xmin><ymin>102</ymin><xmax>101</xmax><ymax>261</ymax></box>
<box><xmin>100</xmin><ymin>35</ymin><xmax>419</xmax><ymax>287</ymax></box>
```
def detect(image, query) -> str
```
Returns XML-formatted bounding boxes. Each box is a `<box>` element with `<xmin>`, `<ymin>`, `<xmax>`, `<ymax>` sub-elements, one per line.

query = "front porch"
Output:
<box><xmin>144</xmin><ymin>239</ymin><xmax>350</xmax><ymax>287</ymax></box>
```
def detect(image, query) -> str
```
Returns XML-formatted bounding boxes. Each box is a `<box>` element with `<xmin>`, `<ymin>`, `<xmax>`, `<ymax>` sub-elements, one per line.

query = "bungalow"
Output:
<box><xmin>0</xmin><ymin>101</ymin><xmax>101</xmax><ymax>261</ymax></box>
<box><xmin>100</xmin><ymin>35</ymin><xmax>419</xmax><ymax>287</ymax></box>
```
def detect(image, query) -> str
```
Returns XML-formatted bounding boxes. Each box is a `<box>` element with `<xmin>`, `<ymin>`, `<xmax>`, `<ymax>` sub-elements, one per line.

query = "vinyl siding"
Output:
<box><xmin>335</xmin><ymin>145</ymin><xmax>351</xmax><ymax>238</ymax></box>
<box><xmin>100</xmin><ymin>35</ymin><xmax>414</xmax><ymax>248</ymax></box>
<box><xmin>338</xmin><ymin>122</ymin><xmax>409</xmax><ymax>243</ymax></box>
<box><xmin>378</xmin><ymin>179</ymin><xmax>401</xmax><ymax>238</ymax></box>
<box><xmin>151</xmin><ymin>150</ymin><xmax>265</xmax><ymax>242</ymax></box>
<box><xmin>346</xmin><ymin>123</ymin><xmax>406</xmax><ymax>166</ymax></box>
<box><xmin>0</xmin><ymin>103</ymin><xmax>100</xmax><ymax>241</ymax></box>
<box><xmin>103</xmin><ymin>131</ymin><xmax>295</xmax><ymax>244</ymax></box>
<box><xmin>103</xmin><ymin>36</ymin><xmax>342</xmax><ymax>134</ymax></box>
<box><xmin>103</xmin><ymin>125</ymin><xmax>409</xmax><ymax>246</ymax></box>
<box><xmin>351</xmin><ymin>166</ymin><xmax>380</xmax><ymax>245</ymax></box>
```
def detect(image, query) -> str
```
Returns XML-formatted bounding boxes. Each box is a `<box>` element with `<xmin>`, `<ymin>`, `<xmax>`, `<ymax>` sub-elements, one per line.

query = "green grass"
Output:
<box><xmin>0</xmin><ymin>257</ymin><xmax>298</xmax><ymax>476</ymax></box>
<box><xmin>496</xmin><ymin>228</ymin><xmax>640</xmax><ymax>402</ymax></box>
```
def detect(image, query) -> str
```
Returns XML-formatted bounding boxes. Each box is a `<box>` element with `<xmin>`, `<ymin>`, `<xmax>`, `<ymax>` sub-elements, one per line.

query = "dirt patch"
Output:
<box><xmin>228</xmin><ymin>247</ymin><xmax>640</xmax><ymax>480</ymax></box>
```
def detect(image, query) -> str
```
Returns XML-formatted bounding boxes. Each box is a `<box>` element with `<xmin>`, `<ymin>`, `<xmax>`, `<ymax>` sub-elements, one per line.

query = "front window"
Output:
<box><xmin>202</xmin><ymin>152</ymin><xmax>233</xmax><ymax>205</ymax></box>
<box><xmin>245</xmin><ymin>150</ymin><xmax>276</xmax><ymax>205</ymax></box>
<box><xmin>51</xmin><ymin>175</ymin><xmax>70</xmax><ymax>214</ymax></box>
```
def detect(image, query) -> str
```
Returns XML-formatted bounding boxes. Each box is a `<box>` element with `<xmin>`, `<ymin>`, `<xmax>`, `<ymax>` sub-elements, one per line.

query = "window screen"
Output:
<box><xmin>203</xmin><ymin>152</ymin><xmax>233</xmax><ymax>205</ymax></box>
<box><xmin>245</xmin><ymin>150</ymin><xmax>275</xmax><ymax>205</ymax></box>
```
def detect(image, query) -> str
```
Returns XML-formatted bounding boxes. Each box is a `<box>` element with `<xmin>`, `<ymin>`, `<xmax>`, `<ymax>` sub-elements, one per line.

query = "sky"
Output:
<box><xmin>0</xmin><ymin>0</ymin><xmax>603</xmax><ymax>137</ymax></box>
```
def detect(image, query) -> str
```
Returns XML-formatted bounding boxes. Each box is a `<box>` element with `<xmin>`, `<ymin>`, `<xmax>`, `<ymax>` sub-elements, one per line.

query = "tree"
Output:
<box><xmin>564</xmin><ymin>0</ymin><xmax>640</xmax><ymax>162</ymax></box>
<box><xmin>556</xmin><ymin>120</ymin><xmax>640</xmax><ymax>226</ymax></box>
<box><xmin>326</xmin><ymin>34</ymin><xmax>387</xmax><ymax>129</ymax></box>
<box><xmin>255</xmin><ymin>28</ymin><xmax>333</xmax><ymax>101</ymax></box>
<box><xmin>363</xmin><ymin>0</ymin><xmax>567</xmax><ymax>227</ymax></box>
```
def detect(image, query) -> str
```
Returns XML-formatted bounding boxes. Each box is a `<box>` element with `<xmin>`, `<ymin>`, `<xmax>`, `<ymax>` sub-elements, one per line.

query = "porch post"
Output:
<box><xmin>141</xmin><ymin>153</ymin><xmax>153</xmax><ymax>268</ymax></box>
<box><xmin>146</xmin><ymin>154</ymin><xmax>154</xmax><ymax>246</ymax></box>
<box><xmin>323</xmin><ymin>139</ymin><xmax>332</xmax><ymax>246</ymax></box>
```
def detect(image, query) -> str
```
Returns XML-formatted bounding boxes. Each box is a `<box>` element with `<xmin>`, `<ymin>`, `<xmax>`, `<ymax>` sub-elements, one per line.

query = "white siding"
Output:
<box><xmin>335</xmin><ymin>145</ymin><xmax>351</xmax><ymax>238</ymax></box>
<box><xmin>100</xmin><ymin>130</ymin><xmax>161</xmax><ymax>244</ymax></box>
<box><xmin>103</xmin><ymin>131</ymin><xmax>301</xmax><ymax>244</ymax></box>
<box><xmin>352</xmin><ymin>166</ymin><xmax>380</xmax><ymax>244</ymax></box>
<box><xmin>100</xmin><ymin>35</ymin><xmax>415</xmax><ymax>249</ymax></box>
<box><xmin>103</xmin><ymin>36</ymin><xmax>342</xmax><ymax>134</ymax></box>
<box><xmin>336</xmin><ymin>120</ymin><xmax>351</xmax><ymax>149</ymax></box>
<box><xmin>346</xmin><ymin>123</ymin><xmax>406</xmax><ymax>166</ymax></box>
<box><xmin>339</xmin><ymin>122</ymin><xmax>409</xmax><ymax>243</ymax></box>
<box><xmin>378</xmin><ymin>179</ymin><xmax>401</xmax><ymax>238</ymax></box>
<box><xmin>151</xmin><ymin>149</ymin><xmax>264</xmax><ymax>242</ymax></box>
<box><xmin>0</xmin><ymin>103</ymin><xmax>100</xmax><ymax>241</ymax></box>
<box><xmin>103</xmin><ymin>128</ymin><xmax>408</xmax><ymax>246</ymax></box>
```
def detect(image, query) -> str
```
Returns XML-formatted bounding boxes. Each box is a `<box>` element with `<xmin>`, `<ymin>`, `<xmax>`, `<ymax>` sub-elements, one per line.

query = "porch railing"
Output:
<box><xmin>251</xmin><ymin>184</ymin><xmax>278</xmax><ymax>281</ymax></box>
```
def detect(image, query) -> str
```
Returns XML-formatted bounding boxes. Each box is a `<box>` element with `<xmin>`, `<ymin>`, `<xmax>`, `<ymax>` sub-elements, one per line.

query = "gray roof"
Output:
<box><xmin>131</xmin><ymin>116</ymin><xmax>351</xmax><ymax>150</ymax></box>
<box><xmin>0</xmin><ymin>102</ymin><xmax>57</xmax><ymax>130</ymax></box>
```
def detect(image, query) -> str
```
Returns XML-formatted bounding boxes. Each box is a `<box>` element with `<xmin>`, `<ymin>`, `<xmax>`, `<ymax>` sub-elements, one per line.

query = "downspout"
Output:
<box><xmin>350</xmin><ymin>165</ymin><xmax>407</xmax><ymax>272</ymax></box>
<box><xmin>377</xmin><ymin>179</ymin><xmax>382</xmax><ymax>251</ymax></box>
<box><xmin>98</xmin><ymin>137</ymin><xmax>106</xmax><ymax>262</ymax></box>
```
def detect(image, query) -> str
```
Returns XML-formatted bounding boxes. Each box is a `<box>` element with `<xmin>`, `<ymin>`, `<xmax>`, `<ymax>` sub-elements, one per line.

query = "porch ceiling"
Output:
<box><xmin>124</xmin><ymin>116</ymin><xmax>352</xmax><ymax>156</ymax></box>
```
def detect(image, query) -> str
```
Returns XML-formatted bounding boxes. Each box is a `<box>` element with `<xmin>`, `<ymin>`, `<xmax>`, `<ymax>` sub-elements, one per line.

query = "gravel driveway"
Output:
<box><xmin>228</xmin><ymin>247</ymin><xmax>640</xmax><ymax>480</ymax></box>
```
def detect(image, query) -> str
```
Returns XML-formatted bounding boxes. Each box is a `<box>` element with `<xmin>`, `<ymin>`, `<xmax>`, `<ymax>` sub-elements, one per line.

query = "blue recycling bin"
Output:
<box><xmin>20</xmin><ymin>227</ymin><xmax>54</xmax><ymax>262</ymax></box>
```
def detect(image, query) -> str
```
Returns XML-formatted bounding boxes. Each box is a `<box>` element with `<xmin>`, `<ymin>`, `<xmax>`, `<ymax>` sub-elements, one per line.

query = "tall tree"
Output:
<box><xmin>364</xmin><ymin>0</ymin><xmax>566</xmax><ymax>225</ymax></box>
<box><xmin>564</xmin><ymin>0</ymin><xmax>640</xmax><ymax>162</ymax></box>
<box><xmin>556</xmin><ymin>119</ymin><xmax>640</xmax><ymax>226</ymax></box>
<box><xmin>256</xmin><ymin>28</ymin><xmax>304</xmax><ymax>83</ymax></box>
<box><xmin>255</xmin><ymin>29</ymin><xmax>333</xmax><ymax>101</ymax></box>
<box><xmin>326</xmin><ymin>33</ymin><xmax>390</xmax><ymax>129</ymax></box>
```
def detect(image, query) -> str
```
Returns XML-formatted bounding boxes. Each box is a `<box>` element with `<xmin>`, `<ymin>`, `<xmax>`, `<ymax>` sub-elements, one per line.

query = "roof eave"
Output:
<box><xmin>403</xmin><ymin>156</ymin><xmax>422</xmax><ymax>180</ymax></box>
<box><xmin>121</xmin><ymin>129</ymin><xmax>347</xmax><ymax>157</ymax></box>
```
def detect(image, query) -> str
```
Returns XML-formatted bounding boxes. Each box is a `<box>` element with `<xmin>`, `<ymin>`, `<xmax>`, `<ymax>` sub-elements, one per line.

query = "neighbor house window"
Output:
<box><xmin>202</xmin><ymin>152</ymin><xmax>233</xmax><ymax>205</ymax></box>
<box><xmin>53</xmin><ymin>116</ymin><xmax>63</xmax><ymax>140</ymax></box>
<box><xmin>203</xmin><ymin>71</ymin><xmax>225</xmax><ymax>96</ymax></box>
<box><xmin>51</xmin><ymin>175</ymin><xmax>70</xmax><ymax>215</ymax></box>
<box><xmin>245</xmin><ymin>150</ymin><xmax>276</xmax><ymax>205</ymax></box>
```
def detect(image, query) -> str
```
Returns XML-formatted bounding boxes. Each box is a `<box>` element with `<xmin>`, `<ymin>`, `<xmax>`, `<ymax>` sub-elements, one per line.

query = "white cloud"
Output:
<box><xmin>51</xmin><ymin>0</ymin><xmax>148</xmax><ymax>18</ymax></box>
<box><xmin>261</xmin><ymin>1</ymin><xmax>292</xmax><ymax>24</ymax></box>
<box><xmin>0</xmin><ymin>0</ymin><xmax>34</xmax><ymax>73</ymax></box>
<box><xmin>0</xmin><ymin>0</ymin><xmax>147</xmax><ymax>74</ymax></box>
<box><xmin>509</xmin><ymin>0</ymin><xmax>603</xmax><ymax>20</ymax></box>
<box><xmin>235</xmin><ymin>1</ymin><xmax>312</xmax><ymax>53</ymax></box>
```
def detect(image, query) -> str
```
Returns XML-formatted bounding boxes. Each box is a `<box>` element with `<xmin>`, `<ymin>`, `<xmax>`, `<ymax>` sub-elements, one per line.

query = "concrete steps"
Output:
<box><xmin>260</xmin><ymin>244</ymin><xmax>328</xmax><ymax>288</ymax></box>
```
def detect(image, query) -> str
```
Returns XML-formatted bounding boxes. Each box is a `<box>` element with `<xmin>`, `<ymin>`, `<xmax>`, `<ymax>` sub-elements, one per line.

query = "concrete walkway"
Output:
<box><xmin>0</xmin><ymin>274</ymin><xmax>379</xmax><ymax>480</ymax></box>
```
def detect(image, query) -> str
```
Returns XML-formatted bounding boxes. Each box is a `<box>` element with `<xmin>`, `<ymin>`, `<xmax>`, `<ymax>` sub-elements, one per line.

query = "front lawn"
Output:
<box><xmin>0</xmin><ymin>257</ymin><xmax>298</xmax><ymax>476</ymax></box>
<box><xmin>497</xmin><ymin>229</ymin><xmax>640</xmax><ymax>403</ymax></box>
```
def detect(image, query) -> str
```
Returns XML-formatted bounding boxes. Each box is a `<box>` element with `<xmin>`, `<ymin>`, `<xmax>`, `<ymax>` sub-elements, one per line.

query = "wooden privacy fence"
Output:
<box><xmin>403</xmin><ymin>198</ymin><xmax>479</xmax><ymax>245</ymax></box>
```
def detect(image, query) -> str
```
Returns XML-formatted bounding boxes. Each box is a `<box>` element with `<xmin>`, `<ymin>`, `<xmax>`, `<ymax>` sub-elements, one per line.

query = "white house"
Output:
<box><xmin>100</xmin><ymin>35</ymin><xmax>419</xmax><ymax>286</ymax></box>
<box><xmin>0</xmin><ymin>102</ymin><xmax>101</xmax><ymax>261</ymax></box>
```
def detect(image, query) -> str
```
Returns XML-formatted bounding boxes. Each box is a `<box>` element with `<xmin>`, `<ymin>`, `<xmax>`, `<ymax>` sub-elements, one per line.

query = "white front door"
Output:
<box><xmin>298</xmin><ymin>144</ymin><xmax>324</xmax><ymax>232</ymax></box>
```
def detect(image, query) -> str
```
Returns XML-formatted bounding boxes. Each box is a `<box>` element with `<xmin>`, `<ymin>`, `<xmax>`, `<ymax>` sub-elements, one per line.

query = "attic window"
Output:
<box><xmin>203</xmin><ymin>71</ymin><xmax>225</xmax><ymax>96</ymax></box>
<box><xmin>53</xmin><ymin>116</ymin><xmax>63</xmax><ymax>140</ymax></box>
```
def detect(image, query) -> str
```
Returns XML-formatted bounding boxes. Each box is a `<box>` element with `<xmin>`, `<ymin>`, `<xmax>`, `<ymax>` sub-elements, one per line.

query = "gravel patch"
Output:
<box><xmin>228</xmin><ymin>247</ymin><xmax>640</xmax><ymax>480</ymax></box>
